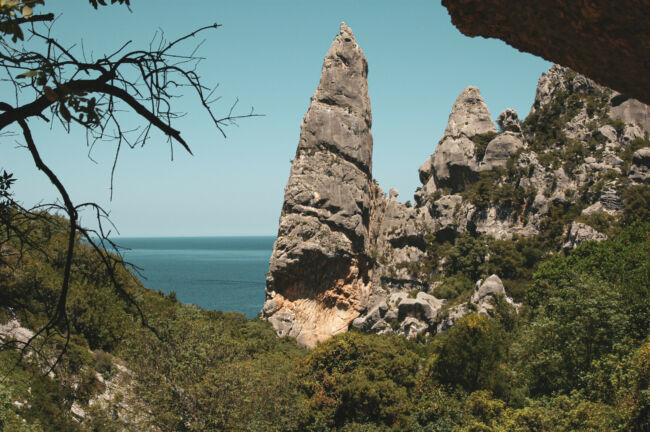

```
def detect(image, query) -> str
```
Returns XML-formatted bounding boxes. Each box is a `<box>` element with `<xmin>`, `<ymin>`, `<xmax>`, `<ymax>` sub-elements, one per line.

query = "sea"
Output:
<box><xmin>115</xmin><ymin>236</ymin><xmax>275</xmax><ymax>319</ymax></box>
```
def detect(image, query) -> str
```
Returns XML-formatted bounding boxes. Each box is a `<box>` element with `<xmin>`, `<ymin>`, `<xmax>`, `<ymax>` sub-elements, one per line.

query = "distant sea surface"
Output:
<box><xmin>116</xmin><ymin>237</ymin><xmax>275</xmax><ymax>318</ymax></box>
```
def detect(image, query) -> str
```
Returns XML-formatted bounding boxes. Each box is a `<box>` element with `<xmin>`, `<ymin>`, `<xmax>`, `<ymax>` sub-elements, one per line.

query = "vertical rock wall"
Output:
<box><xmin>261</xmin><ymin>23</ymin><xmax>374</xmax><ymax>348</ymax></box>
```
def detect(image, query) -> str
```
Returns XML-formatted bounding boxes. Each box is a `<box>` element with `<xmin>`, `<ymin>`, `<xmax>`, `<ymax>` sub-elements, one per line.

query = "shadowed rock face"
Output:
<box><xmin>442</xmin><ymin>0</ymin><xmax>650</xmax><ymax>105</ymax></box>
<box><xmin>261</xmin><ymin>23</ymin><xmax>373</xmax><ymax>348</ymax></box>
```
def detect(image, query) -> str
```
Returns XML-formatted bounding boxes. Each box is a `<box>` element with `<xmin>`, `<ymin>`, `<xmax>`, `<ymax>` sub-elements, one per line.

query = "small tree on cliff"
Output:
<box><xmin>0</xmin><ymin>0</ymin><xmax>257</xmax><ymax>366</ymax></box>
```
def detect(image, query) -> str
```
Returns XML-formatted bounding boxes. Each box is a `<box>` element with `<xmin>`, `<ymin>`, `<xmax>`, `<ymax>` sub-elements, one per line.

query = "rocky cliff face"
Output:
<box><xmin>264</xmin><ymin>25</ymin><xmax>650</xmax><ymax>347</ymax></box>
<box><xmin>261</xmin><ymin>23</ymin><xmax>374</xmax><ymax>348</ymax></box>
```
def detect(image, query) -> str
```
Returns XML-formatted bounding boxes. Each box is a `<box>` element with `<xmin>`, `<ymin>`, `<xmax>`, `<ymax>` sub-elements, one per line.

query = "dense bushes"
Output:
<box><xmin>1</xmin><ymin>214</ymin><xmax>649</xmax><ymax>431</ymax></box>
<box><xmin>515</xmin><ymin>221</ymin><xmax>649</xmax><ymax>399</ymax></box>
<box><xmin>623</xmin><ymin>184</ymin><xmax>650</xmax><ymax>226</ymax></box>
<box><xmin>296</xmin><ymin>332</ymin><xmax>420</xmax><ymax>430</ymax></box>
<box><xmin>426</xmin><ymin>232</ymin><xmax>543</xmax><ymax>303</ymax></box>
<box><xmin>427</xmin><ymin>314</ymin><xmax>507</xmax><ymax>395</ymax></box>
<box><xmin>460</xmin><ymin>169</ymin><xmax>535</xmax><ymax>213</ymax></box>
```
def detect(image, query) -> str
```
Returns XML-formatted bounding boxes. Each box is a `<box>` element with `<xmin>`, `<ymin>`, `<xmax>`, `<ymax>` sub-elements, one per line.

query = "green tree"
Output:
<box><xmin>445</xmin><ymin>233</ymin><xmax>488</xmax><ymax>282</ymax></box>
<box><xmin>428</xmin><ymin>313</ymin><xmax>507</xmax><ymax>395</ymax></box>
<box><xmin>515</xmin><ymin>223</ymin><xmax>650</xmax><ymax>396</ymax></box>
<box><xmin>297</xmin><ymin>332</ymin><xmax>420</xmax><ymax>430</ymax></box>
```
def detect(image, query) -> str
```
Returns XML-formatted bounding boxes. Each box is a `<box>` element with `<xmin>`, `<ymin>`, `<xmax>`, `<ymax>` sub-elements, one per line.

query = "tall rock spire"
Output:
<box><xmin>261</xmin><ymin>23</ymin><xmax>374</xmax><ymax>347</ymax></box>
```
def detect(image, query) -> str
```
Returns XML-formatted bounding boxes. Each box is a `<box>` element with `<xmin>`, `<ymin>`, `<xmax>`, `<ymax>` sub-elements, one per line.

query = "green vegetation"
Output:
<box><xmin>1</xmin><ymin>64</ymin><xmax>649</xmax><ymax>428</ymax></box>
<box><xmin>0</xmin><ymin>209</ymin><xmax>649</xmax><ymax>430</ymax></box>
<box><xmin>428</xmin><ymin>314</ymin><xmax>507</xmax><ymax>395</ymax></box>
<box><xmin>461</xmin><ymin>168</ymin><xmax>536</xmax><ymax>214</ymax></box>
<box><xmin>419</xmin><ymin>230</ymin><xmax>546</xmax><ymax>304</ymax></box>
<box><xmin>521</xmin><ymin>73</ymin><xmax>613</xmax><ymax>176</ymax></box>
<box><xmin>523</xmin><ymin>74</ymin><xmax>610</xmax><ymax>154</ymax></box>
<box><xmin>619</xmin><ymin>136</ymin><xmax>650</xmax><ymax>172</ymax></box>
<box><xmin>623</xmin><ymin>185</ymin><xmax>650</xmax><ymax>225</ymax></box>
<box><xmin>470</xmin><ymin>131</ymin><xmax>498</xmax><ymax>161</ymax></box>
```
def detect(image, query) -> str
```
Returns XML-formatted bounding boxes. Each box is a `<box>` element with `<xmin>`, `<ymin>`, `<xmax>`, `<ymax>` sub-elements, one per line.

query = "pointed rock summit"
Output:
<box><xmin>261</xmin><ymin>23</ymin><xmax>374</xmax><ymax>348</ymax></box>
<box><xmin>299</xmin><ymin>22</ymin><xmax>372</xmax><ymax>172</ymax></box>
<box><xmin>444</xmin><ymin>86</ymin><xmax>496</xmax><ymax>138</ymax></box>
<box><xmin>419</xmin><ymin>86</ymin><xmax>497</xmax><ymax>195</ymax></box>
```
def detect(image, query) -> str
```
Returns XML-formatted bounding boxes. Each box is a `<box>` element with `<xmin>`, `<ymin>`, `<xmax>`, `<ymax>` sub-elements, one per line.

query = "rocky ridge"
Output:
<box><xmin>263</xmin><ymin>25</ymin><xmax>650</xmax><ymax>346</ymax></box>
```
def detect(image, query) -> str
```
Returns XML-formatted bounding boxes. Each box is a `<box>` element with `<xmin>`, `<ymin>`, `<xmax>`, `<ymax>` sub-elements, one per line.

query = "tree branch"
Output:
<box><xmin>17</xmin><ymin>118</ymin><xmax>77</xmax><ymax>324</ymax></box>
<box><xmin>0</xmin><ymin>13</ymin><xmax>55</xmax><ymax>28</ymax></box>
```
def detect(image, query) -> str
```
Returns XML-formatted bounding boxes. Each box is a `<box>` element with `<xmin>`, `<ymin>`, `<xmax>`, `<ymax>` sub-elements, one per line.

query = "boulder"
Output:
<box><xmin>351</xmin><ymin>301</ymin><xmax>388</xmax><ymax>331</ymax></box>
<box><xmin>436</xmin><ymin>275</ymin><xmax>519</xmax><ymax>333</ymax></box>
<box><xmin>480</xmin><ymin>132</ymin><xmax>524</xmax><ymax>170</ymax></box>
<box><xmin>436</xmin><ymin>305</ymin><xmax>468</xmax><ymax>333</ymax></box>
<box><xmin>470</xmin><ymin>274</ymin><xmax>506</xmax><ymax>304</ymax></box>
<box><xmin>400</xmin><ymin>317</ymin><xmax>429</xmax><ymax>339</ymax></box>
<box><xmin>0</xmin><ymin>319</ymin><xmax>34</xmax><ymax>345</ymax></box>
<box><xmin>431</xmin><ymin>135</ymin><xmax>479</xmax><ymax>192</ymax></box>
<box><xmin>397</xmin><ymin>292</ymin><xmax>444</xmax><ymax>326</ymax></box>
<box><xmin>497</xmin><ymin>108</ymin><xmax>521</xmax><ymax>133</ymax></box>
<box><xmin>563</xmin><ymin>222</ymin><xmax>608</xmax><ymax>250</ymax></box>
<box><xmin>629</xmin><ymin>147</ymin><xmax>650</xmax><ymax>184</ymax></box>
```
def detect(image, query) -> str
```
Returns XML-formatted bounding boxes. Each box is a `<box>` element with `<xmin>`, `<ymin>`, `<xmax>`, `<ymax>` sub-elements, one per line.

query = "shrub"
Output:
<box><xmin>622</xmin><ymin>185</ymin><xmax>650</xmax><ymax>226</ymax></box>
<box><xmin>619</xmin><ymin>137</ymin><xmax>650</xmax><ymax>172</ymax></box>
<box><xmin>94</xmin><ymin>350</ymin><xmax>115</xmax><ymax>380</ymax></box>
<box><xmin>428</xmin><ymin>314</ymin><xmax>507</xmax><ymax>395</ymax></box>
<box><xmin>297</xmin><ymin>332</ymin><xmax>420</xmax><ymax>430</ymax></box>
<box><xmin>471</xmin><ymin>131</ymin><xmax>498</xmax><ymax>161</ymax></box>
<box><xmin>433</xmin><ymin>274</ymin><xmax>473</xmax><ymax>301</ymax></box>
<box><xmin>518</xmin><ymin>223</ymin><xmax>650</xmax><ymax>396</ymax></box>
<box><xmin>444</xmin><ymin>233</ymin><xmax>489</xmax><ymax>282</ymax></box>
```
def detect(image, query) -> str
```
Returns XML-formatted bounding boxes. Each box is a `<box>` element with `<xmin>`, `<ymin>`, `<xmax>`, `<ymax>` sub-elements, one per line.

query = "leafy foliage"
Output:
<box><xmin>1</xmin><ymin>222</ymin><xmax>649</xmax><ymax>431</ymax></box>
<box><xmin>427</xmin><ymin>314</ymin><xmax>507</xmax><ymax>395</ymax></box>
<box><xmin>470</xmin><ymin>131</ymin><xmax>498</xmax><ymax>161</ymax></box>
<box><xmin>622</xmin><ymin>185</ymin><xmax>650</xmax><ymax>226</ymax></box>
<box><xmin>297</xmin><ymin>332</ymin><xmax>420</xmax><ymax>430</ymax></box>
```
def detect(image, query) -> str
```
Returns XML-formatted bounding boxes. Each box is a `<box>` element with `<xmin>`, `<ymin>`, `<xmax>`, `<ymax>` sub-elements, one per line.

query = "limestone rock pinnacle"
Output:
<box><xmin>444</xmin><ymin>86</ymin><xmax>496</xmax><ymax>138</ymax></box>
<box><xmin>420</xmin><ymin>87</ymin><xmax>497</xmax><ymax>194</ymax></box>
<box><xmin>261</xmin><ymin>23</ymin><xmax>374</xmax><ymax>348</ymax></box>
<box><xmin>301</xmin><ymin>22</ymin><xmax>372</xmax><ymax>172</ymax></box>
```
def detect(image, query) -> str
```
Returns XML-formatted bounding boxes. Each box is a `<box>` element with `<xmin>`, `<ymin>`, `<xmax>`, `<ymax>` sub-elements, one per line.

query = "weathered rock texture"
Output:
<box><xmin>563</xmin><ymin>221</ymin><xmax>608</xmax><ymax>250</ymax></box>
<box><xmin>438</xmin><ymin>275</ymin><xmax>520</xmax><ymax>333</ymax></box>
<box><xmin>629</xmin><ymin>147</ymin><xmax>650</xmax><ymax>184</ymax></box>
<box><xmin>429</xmin><ymin>86</ymin><xmax>497</xmax><ymax>193</ymax></box>
<box><xmin>264</xmin><ymin>25</ymin><xmax>650</xmax><ymax>347</ymax></box>
<box><xmin>261</xmin><ymin>23</ymin><xmax>374</xmax><ymax>348</ymax></box>
<box><xmin>355</xmin><ymin>64</ymin><xmax>648</xmax><ymax>342</ymax></box>
<box><xmin>442</xmin><ymin>0</ymin><xmax>650</xmax><ymax>106</ymax></box>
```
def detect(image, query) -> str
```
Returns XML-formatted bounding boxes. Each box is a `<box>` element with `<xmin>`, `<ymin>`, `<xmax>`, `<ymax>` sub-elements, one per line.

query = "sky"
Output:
<box><xmin>1</xmin><ymin>1</ymin><xmax>551</xmax><ymax>237</ymax></box>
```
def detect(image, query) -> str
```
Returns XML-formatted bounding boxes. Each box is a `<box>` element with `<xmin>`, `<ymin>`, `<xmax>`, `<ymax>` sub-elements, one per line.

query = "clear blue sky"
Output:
<box><xmin>1</xmin><ymin>1</ymin><xmax>551</xmax><ymax>237</ymax></box>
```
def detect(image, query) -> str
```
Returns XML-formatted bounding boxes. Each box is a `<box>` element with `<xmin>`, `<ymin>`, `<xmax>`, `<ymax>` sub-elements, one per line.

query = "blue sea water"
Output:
<box><xmin>115</xmin><ymin>237</ymin><xmax>275</xmax><ymax>318</ymax></box>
